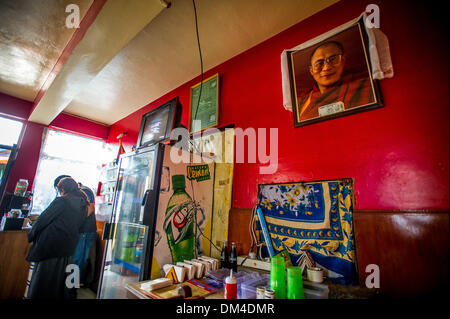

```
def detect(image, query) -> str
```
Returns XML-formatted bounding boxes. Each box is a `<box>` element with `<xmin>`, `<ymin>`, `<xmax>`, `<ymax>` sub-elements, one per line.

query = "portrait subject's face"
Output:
<box><xmin>309</xmin><ymin>44</ymin><xmax>345</xmax><ymax>91</ymax></box>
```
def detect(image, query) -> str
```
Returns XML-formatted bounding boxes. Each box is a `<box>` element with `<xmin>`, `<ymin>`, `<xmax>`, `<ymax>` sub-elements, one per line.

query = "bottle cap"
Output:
<box><xmin>225</xmin><ymin>269</ymin><xmax>237</xmax><ymax>284</ymax></box>
<box><xmin>172</xmin><ymin>175</ymin><xmax>186</xmax><ymax>189</ymax></box>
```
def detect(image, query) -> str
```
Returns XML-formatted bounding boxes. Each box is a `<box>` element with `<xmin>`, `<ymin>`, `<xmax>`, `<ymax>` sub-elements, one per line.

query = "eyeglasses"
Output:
<box><xmin>311</xmin><ymin>54</ymin><xmax>343</xmax><ymax>73</ymax></box>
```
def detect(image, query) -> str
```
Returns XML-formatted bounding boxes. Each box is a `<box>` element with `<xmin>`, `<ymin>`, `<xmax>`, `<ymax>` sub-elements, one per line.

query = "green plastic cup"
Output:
<box><xmin>286</xmin><ymin>266</ymin><xmax>305</xmax><ymax>299</ymax></box>
<box><xmin>270</xmin><ymin>255</ymin><xmax>286</xmax><ymax>299</ymax></box>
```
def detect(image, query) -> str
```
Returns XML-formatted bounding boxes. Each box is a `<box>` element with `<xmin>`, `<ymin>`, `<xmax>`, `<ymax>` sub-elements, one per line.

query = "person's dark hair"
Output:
<box><xmin>56</xmin><ymin>177</ymin><xmax>89</xmax><ymax>206</ymax></box>
<box><xmin>309</xmin><ymin>41</ymin><xmax>345</xmax><ymax>65</ymax></box>
<box><xmin>54</xmin><ymin>175</ymin><xmax>71</xmax><ymax>188</ymax></box>
<box><xmin>56</xmin><ymin>177</ymin><xmax>79</xmax><ymax>194</ymax></box>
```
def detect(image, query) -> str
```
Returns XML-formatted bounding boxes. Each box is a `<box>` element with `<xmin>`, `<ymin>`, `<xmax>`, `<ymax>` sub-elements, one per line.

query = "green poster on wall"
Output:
<box><xmin>189</xmin><ymin>73</ymin><xmax>219</xmax><ymax>133</ymax></box>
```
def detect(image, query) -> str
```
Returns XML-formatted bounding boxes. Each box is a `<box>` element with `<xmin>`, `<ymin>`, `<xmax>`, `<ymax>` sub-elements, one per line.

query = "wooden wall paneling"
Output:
<box><xmin>353</xmin><ymin>210</ymin><xmax>449</xmax><ymax>297</ymax></box>
<box><xmin>228</xmin><ymin>208</ymin><xmax>253</xmax><ymax>257</ymax></box>
<box><xmin>0</xmin><ymin>230</ymin><xmax>31</xmax><ymax>299</ymax></box>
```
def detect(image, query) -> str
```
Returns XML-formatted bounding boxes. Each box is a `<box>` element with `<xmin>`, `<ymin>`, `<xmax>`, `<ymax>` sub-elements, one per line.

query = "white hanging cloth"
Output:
<box><xmin>281</xmin><ymin>12</ymin><xmax>394</xmax><ymax>112</ymax></box>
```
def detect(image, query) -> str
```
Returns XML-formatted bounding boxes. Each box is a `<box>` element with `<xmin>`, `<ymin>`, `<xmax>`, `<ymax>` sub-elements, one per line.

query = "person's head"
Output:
<box><xmin>56</xmin><ymin>177</ymin><xmax>79</xmax><ymax>196</ymax></box>
<box><xmin>54</xmin><ymin>175</ymin><xmax>71</xmax><ymax>194</ymax></box>
<box><xmin>309</xmin><ymin>41</ymin><xmax>345</xmax><ymax>92</ymax></box>
<box><xmin>77</xmin><ymin>182</ymin><xmax>90</xmax><ymax>203</ymax></box>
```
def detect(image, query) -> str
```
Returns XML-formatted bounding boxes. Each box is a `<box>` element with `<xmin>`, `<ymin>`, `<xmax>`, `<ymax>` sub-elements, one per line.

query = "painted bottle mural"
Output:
<box><xmin>164</xmin><ymin>175</ymin><xmax>197</xmax><ymax>263</ymax></box>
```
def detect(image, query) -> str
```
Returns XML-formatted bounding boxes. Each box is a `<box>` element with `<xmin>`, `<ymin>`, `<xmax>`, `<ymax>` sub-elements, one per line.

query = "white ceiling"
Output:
<box><xmin>0</xmin><ymin>0</ymin><xmax>93</xmax><ymax>101</ymax></box>
<box><xmin>0</xmin><ymin>0</ymin><xmax>339</xmax><ymax>126</ymax></box>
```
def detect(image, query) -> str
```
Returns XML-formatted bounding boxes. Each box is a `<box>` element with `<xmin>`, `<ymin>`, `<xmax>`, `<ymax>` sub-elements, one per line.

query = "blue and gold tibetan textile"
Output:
<box><xmin>256</xmin><ymin>179</ymin><xmax>357</xmax><ymax>285</ymax></box>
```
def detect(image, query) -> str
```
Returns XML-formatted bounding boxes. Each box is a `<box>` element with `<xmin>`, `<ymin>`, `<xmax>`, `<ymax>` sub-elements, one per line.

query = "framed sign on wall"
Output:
<box><xmin>189</xmin><ymin>73</ymin><xmax>219</xmax><ymax>133</ymax></box>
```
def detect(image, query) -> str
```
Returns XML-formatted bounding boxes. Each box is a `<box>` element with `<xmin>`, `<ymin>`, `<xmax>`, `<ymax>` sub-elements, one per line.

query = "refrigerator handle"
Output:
<box><xmin>102</xmin><ymin>222</ymin><xmax>115</xmax><ymax>240</ymax></box>
<box><xmin>141</xmin><ymin>189</ymin><xmax>151</xmax><ymax>206</ymax></box>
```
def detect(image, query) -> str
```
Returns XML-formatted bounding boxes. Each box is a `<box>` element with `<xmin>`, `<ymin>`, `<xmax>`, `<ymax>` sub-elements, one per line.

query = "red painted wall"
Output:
<box><xmin>111</xmin><ymin>0</ymin><xmax>447</xmax><ymax>211</ymax></box>
<box><xmin>1</xmin><ymin>94</ymin><xmax>109</xmax><ymax>193</ymax></box>
<box><xmin>49</xmin><ymin>112</ymin><xmax>109</xmax><ymax>141</ymax></box>
<box><xmin>0</xmin><ymin>93</ymin><xmax>33</xmax><ymax>120</ymax></box>
<box><xmin>5</xmin><ymin>122</ymin><xmax>46</xmax><ymax>193</ymax></box>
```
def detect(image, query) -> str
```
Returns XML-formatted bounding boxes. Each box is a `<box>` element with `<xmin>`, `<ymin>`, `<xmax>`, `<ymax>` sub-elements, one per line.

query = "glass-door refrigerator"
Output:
<box><xmin>97</xmin><ymin>143</ymin><xmax>215</xmax><ymax>299</ymax></box>
<box><xmin>97</xmin><ymin>143</ymin><xmax>163</xmax><ymax>299</ymax></box>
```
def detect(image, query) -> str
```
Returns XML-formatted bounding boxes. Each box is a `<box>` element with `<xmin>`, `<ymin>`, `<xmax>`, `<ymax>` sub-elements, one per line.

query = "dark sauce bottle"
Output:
<box><xmin>229</xmin><ymin>242</ymin><xmax>237</xmax><ymax>272</ymax></box>
<box><xmin>220</xmin><ymin>241</ymin><xmax>229</xmax><ymax>269</ymax></box>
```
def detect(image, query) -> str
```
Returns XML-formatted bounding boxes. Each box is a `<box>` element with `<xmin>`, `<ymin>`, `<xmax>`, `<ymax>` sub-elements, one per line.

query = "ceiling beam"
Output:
<box><xmin>28</xmin><ymin>0</ymin><xmax>170</xmax><ymax>125</ymax></box>
<box><xmin>30</xmin><ymin>0</ymin><xmax>106</xmax><ymax>119</ymax></box>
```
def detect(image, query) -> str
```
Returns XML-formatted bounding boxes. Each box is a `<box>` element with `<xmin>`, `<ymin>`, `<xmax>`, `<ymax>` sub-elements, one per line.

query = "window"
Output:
<box><xmin>0</xmin><ymin>116</ymin><xmax>23</xmax><ymax>146</ymax></box>
<box><xmin>31</xmin><ymin>128</ymin><xmax>115</xmax><ymax>214</ymax></box>
<box><xmin>0</xmin><ymin>116</ymin><xmax>23</xmax><ymax>185</ymax></box>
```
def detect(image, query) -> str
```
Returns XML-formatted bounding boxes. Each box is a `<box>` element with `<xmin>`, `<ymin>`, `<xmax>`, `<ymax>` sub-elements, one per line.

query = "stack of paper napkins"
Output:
<box><xmin>163</xmin><ymin>264</ymin><xmax>187</xmax><ymax>283</ymax></box>
<box><xmin>163</xmin><ymin>256</ymin><xmax>219</xmax><ymax>283</ymax></box>
<box><xmin>140</xmin><ymin>278</ymin><xmax>173</xmax><ymax>291</ymax></box>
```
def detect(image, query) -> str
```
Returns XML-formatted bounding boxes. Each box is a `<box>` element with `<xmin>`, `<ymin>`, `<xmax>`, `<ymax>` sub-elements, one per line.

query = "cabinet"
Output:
<box><xmin>0</xmin><ymin>230</ymin><xmax>31</xmax><ymax>298</ymax></box>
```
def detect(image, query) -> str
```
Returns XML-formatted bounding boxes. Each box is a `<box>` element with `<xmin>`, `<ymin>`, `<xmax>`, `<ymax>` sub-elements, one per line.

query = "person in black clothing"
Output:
<box><xmin>24</xmin><ymin>176</ymin><xmax>88</xmax><ymax>299</ymax></box>
<box><xmin>73</xmin><ymin>182</ymin><xmax>97</xmax><ymax>285</ymax></box>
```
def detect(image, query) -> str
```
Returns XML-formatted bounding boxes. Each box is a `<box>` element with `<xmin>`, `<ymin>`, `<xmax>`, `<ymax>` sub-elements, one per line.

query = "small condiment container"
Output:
<box><xmin>256</xmin><ymin>286</ymin><xmax>265</xmax><ymax>299</ymax></box>
<box><xmin>306</xmin><ymin>267</ymin><xmax>324</xmax><ymax>283</ymax></box>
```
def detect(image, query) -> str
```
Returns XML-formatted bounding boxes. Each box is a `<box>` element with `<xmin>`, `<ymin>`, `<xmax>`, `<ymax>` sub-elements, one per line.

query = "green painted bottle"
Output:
<box><xmin>164</xmin><ymin>175</ymin><xmax>196</xmax><ymax>263</ymax></box>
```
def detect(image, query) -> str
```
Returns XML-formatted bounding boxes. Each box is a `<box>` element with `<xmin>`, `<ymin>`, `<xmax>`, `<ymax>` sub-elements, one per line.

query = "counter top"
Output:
<box><xmin>125</xmin><ymin>266</ymin><xmax>380</xmax><ymax>299</ymax></box>
<box><xmin>126</xmin><ymin>278</ymin><xmax>223</xmax><ymax>299</ymax></box>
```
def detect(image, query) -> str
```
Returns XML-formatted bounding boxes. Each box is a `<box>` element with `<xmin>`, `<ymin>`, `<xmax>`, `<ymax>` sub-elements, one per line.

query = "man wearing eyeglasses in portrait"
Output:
<box><xmin>297</xmin><ymin>41</ymin><xmax>374</xmax><ymax>122</ymax></box>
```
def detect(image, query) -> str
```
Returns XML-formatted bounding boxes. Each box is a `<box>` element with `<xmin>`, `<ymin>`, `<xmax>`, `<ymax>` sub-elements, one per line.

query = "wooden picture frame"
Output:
<box><xmin>189</xmin><ymin>73</ymin><xmax>219</xmax><ymax>133</ymax></box>
<box><xmin>288</xmin><ymin>19</ymin><xmax>383</xmax><ymax>127</ymax></box>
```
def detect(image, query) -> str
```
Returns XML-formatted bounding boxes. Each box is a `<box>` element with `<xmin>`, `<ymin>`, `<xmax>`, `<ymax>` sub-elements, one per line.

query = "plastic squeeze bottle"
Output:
<box><xmin>229</xmin><ymin>242</ymin><xmax>237</xmax><ymax>272</ymax></box>
<box><xmin>220</xmin><ymin>241</ymin><xmax>229</xmax><ymax>269</ymax></box>
<box><xmin>270</xmin><ymin>255</ymin><xmax>286</xmax><ymax>299</ymax></box>
<box><xmin>286</xmin><ymin>266</ymin><xmax>305</xmax><ymax>299</ymax></box>
<box><xmin>224</xmin><ymin>269</ymin><xmax>237</xmax><ymax>299</ymax></box>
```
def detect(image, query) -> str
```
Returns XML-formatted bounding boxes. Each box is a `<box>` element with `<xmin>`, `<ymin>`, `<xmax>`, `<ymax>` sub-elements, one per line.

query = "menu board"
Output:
<box><xmin>189</xmin><ymin>73</ymin><xmax>219</xmax><ymax>133</ymax></box>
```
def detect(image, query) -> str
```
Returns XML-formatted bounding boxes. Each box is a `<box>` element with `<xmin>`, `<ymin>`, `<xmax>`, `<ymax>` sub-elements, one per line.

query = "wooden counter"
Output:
<box><xmin>125</xmin><ymin>266</ymin><xmax>379</xmax><ymax>300</ymax></box>
<box><xmin>0</xmin><ymin>230</ymin><xmax>31</xmax><ymax>299</ymax></box>
<box><xmin>0</xmin><ymin>221</ymin><xmax>106</xmax><ymax>299</ymax></box>
<box><xmin>126</xmin><ymin>278</ymin><xmax>224</xmax><ymax>300</ymax></box>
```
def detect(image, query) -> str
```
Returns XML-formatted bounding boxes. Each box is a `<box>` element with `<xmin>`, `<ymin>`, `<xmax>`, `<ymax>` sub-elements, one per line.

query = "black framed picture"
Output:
<box><xmin>287</xmin><ymin>19</ymin><xmax>383</xmax><ymax>127</ymax></box>
<box><xmin>136</xmin><ymin>97</ymin><xmax>181</xmax><ymax>148</ymax></box>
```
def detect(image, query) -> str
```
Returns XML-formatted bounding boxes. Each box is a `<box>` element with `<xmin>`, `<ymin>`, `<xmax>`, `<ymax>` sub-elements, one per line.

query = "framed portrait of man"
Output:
<box><xmin>287</xmin><ymin>19</ymin><xmax>383</xmax><ymax>127</ymax></box>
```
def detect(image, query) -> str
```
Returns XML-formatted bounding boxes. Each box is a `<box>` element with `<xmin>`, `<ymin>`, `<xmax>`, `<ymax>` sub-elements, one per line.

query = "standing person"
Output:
<box><xmin>25</xmin><ymin>177</ymin><xmax>88</xmax><ymax>299</ymax></box>
<box><xmin>73</xmin><ymin>182</ymin><xmax>97</xmax><ymax>286</ymax></box>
